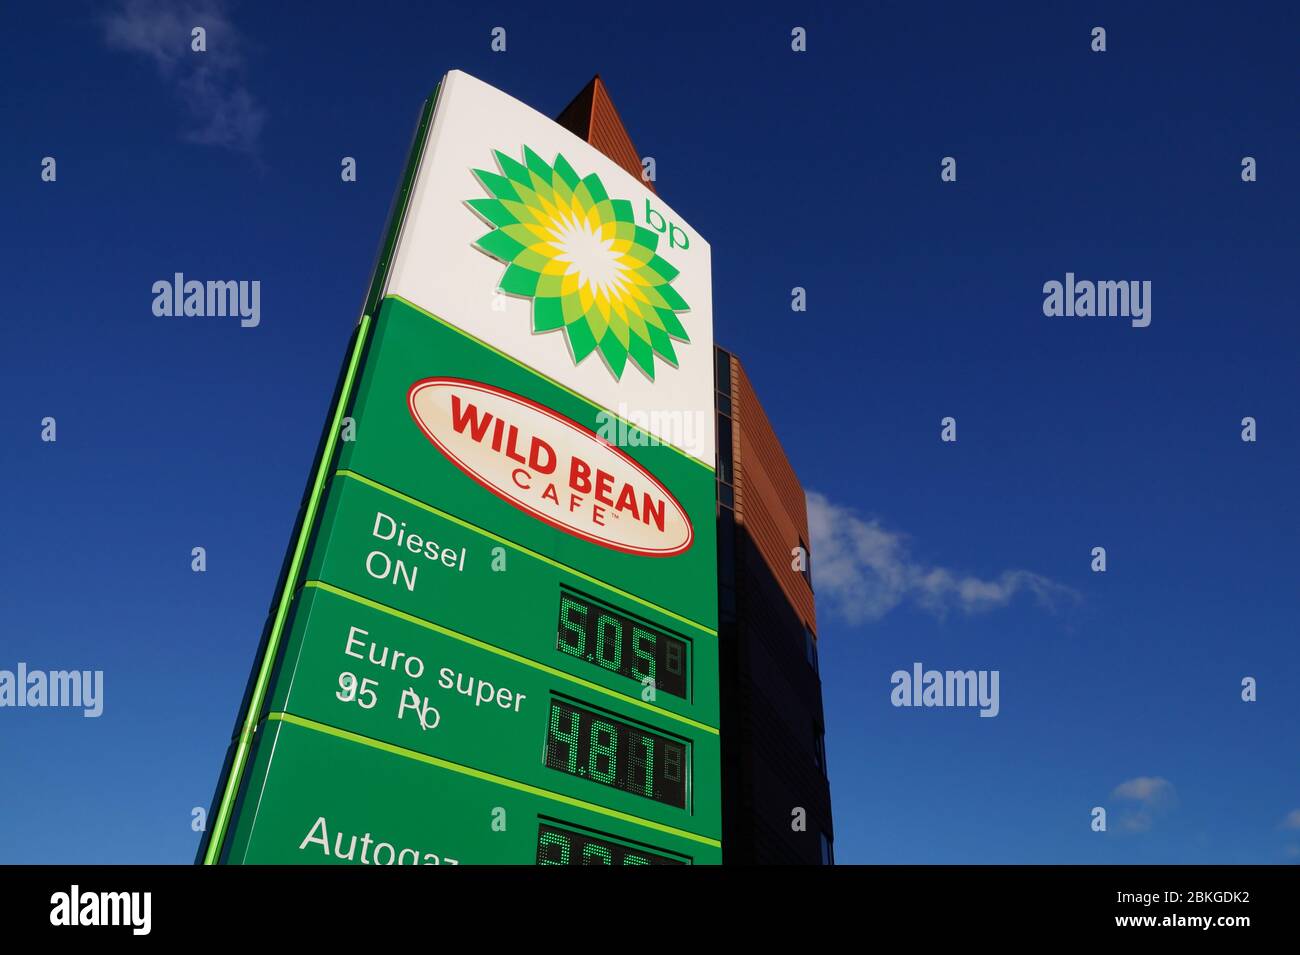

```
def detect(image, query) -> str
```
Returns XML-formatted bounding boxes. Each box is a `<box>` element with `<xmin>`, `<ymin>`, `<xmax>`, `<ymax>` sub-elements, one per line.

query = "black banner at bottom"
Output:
<box><xmin>0</xmin><ymin>865</ymin><xmax>1286</xmax><ymax>941</ymax></box>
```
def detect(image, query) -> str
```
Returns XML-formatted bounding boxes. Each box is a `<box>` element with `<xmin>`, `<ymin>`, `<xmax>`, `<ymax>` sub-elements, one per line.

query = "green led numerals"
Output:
<box><xmin>543</xmin><ymin>699</ymin><xmax>688</xmax><ymax>808</ymax></box>
<box><xmin>555</xmin><ymin>590</ymin><xmax>690</xmax><ymax>699</ymax></box>
<box><xmin>535</xmin><ymin>822</ymin><xmax>688</xmax><ymax>865</ymax></box>
<box><xmin>589</xmin><ymin>719</ymin><xmax>618</xmax><ymax>784</ymax></box>
<box><xmin>547</xmin><ymin>704</ymin><xmax>581</xmax><ymax>774</ymax></box>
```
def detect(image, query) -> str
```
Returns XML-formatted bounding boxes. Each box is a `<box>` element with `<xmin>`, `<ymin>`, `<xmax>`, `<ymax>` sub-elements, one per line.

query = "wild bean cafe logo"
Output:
<box><xmin>467</xmin><ymin>146</ymin><xmax>692</xmax><ymax>382</ymax></box>
<box><xmin>407</xmin><ymin>378</ymin><xmax>693</xmax><ymax>557</ymax></box>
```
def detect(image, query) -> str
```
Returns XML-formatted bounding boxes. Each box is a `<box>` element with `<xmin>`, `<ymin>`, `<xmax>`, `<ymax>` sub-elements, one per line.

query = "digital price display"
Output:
<box><xmin>544</xmin><ymin>698</ymin><xmax>688</xmax><ymax>808</ymax></box>
<box><xmin>206</xmin><ymin>73</ymin><xmax>724</xmax><ymax>867</ymax></box>
<box><xmin>536</xmin><ymin>822</ymin><xmax>686</xmax><ymax>866</ymax></box>
<box><xmin>556</xmin><ymin>590</ymin><xmax>688</xmax><ymax>699</ymax></box>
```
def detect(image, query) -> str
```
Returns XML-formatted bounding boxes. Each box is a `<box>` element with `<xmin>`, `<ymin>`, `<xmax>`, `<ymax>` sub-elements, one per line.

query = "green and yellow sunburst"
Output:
<box><xmin>466</xmin><ymin>146</ymin><xmax>690</xmax><ymax>381</ymax></box>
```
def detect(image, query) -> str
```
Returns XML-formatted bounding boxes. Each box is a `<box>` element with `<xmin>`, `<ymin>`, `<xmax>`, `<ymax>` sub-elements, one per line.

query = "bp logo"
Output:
<box><xmin>467</xmin><ymin>147</ymin><xmax>691</xmax><ymax>382</ymax></box>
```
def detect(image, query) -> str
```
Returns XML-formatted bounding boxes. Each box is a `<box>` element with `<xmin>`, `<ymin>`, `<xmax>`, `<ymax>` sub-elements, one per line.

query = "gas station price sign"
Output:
<box><xmin>202</xmin><ymin>70</ymin><xmax>720</xmax><ymax>866</ymax></box>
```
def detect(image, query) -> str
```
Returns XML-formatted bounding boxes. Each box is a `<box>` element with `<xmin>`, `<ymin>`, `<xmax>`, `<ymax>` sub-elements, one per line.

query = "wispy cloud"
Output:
<box><xmin>806</xmin><ymin>491</ymin><xmax>1077</xmax><ymax>625</ymax></box>
<box><xmin>1280</xmin><ymin>809</ymin><xmax>1300</xmax><ymax>830</ymax></box>
<box><xmin>1112</xmin><ymin>776</ymin><xmax>1177</xmax><ymax>832</ymax></box>
<box><xmin>101</xmin><ymin>0</ymin><xmax>265</xmax><ymax>154</ymax></box>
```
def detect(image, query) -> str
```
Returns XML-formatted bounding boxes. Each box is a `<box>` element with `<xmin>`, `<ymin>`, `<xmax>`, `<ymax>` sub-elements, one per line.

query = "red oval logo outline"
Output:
<box><xmin>406</xmin><ymin>377</ymin><xmax>694</xmax><ymax>558</ymax></box>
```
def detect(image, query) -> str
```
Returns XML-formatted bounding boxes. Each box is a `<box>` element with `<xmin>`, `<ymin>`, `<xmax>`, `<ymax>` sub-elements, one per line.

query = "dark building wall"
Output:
<box><xmin>717</xmin><ymin>347</ymin><xmax>834</xmax><ymax>865</ymax></box>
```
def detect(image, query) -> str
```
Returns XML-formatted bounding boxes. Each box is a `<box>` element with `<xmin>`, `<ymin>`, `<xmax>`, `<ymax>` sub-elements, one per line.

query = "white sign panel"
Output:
<box><xmin>384</xmin><ymin>70</ymin><xmax>716</xmax><ymax>467</ymax></box>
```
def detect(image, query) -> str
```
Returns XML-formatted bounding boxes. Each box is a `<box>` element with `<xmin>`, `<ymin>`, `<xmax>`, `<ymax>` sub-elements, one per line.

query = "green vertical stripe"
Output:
<box><xmin>202</xmin><ymin>313</ymin><xmax>373</xmax><ymax>864</ymax></box>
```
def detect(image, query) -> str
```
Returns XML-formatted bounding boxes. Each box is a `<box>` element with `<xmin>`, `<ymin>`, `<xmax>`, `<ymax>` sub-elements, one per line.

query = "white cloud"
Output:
<box><xmin>102</xmin><ymin>0</ymin><xmax>265</xmax><ymax>154</ymax></box>
<box><xmin>1110</xmin><ymin>777</ymin><xmax>1176</xmax><ymax>833</ymax></box>
<box><xmin>1117</xmin><ymin>810</ymin><xmax>1155</xmax><ymax>833</ymax></box>
<box><xmin>806</xmin><ymin>490</ymin><xmax>1077</xmax><ymax>624</ymax></box>
<box><xmin>1280</xmin><ymin>809</ymin><xmax>1300</xmax><ymax>830</ymax></box>
<box><xmin>1112</xmin><ymin>776</ymin><xmax>1176</xmax><ymax>805</ymax></box>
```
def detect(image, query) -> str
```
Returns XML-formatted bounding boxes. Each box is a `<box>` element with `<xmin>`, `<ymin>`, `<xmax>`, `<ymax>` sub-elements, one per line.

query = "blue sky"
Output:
<box><xmin>2</xmin><ymin>1</ymin><xmax>1298</xmax><ymax>864</ymax></box>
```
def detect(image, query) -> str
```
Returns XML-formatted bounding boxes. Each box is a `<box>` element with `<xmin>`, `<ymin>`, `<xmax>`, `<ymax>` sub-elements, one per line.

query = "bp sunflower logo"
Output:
<box><xmin>467</xmin><ymin>146</ymin><xmax>690</xmax><ymax>381</ymax></box>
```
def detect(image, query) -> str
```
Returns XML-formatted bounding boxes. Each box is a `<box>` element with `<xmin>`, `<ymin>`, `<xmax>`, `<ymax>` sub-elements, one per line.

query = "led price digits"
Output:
<box><xmin>544</xmin><ymin>699</ymin><xmax>687</xmax><ymax>808</ymax></box>
<box><xmin>556</xmin><ymin>592</ymin><xmax>687</xmax><ymax>698</ymax></box>
<box><xmin>536</xmin><ymin>823</ymin><xmax>686</xmax><ymax>865</ymax></box>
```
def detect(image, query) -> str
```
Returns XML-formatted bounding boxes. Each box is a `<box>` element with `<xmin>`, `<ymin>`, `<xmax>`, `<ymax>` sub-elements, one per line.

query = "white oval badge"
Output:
<box><xmin>407</xmin><ymin>378</ymin><xmax>694</xmax><ymax>557</ymax></box>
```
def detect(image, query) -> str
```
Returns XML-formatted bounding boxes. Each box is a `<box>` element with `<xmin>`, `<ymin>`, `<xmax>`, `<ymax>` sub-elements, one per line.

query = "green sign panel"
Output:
<box><xmin>225</xmin><ymin>718</ymin><xmax>719</xmax><ymax>865</ymax></box>
<box><xmin>302</xmin><ymin>471</ymin><xmax>718</xmax><ymax>726</ymax></box>
<box><xmin>336</xmin><ymin>296</ymin><xmax>718</xmax><ymax>628</ymax></box>
<box><xmin>202</xmin><ymin>71</ymin><xmax>720</xmax><ymax>865</ymax></box>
